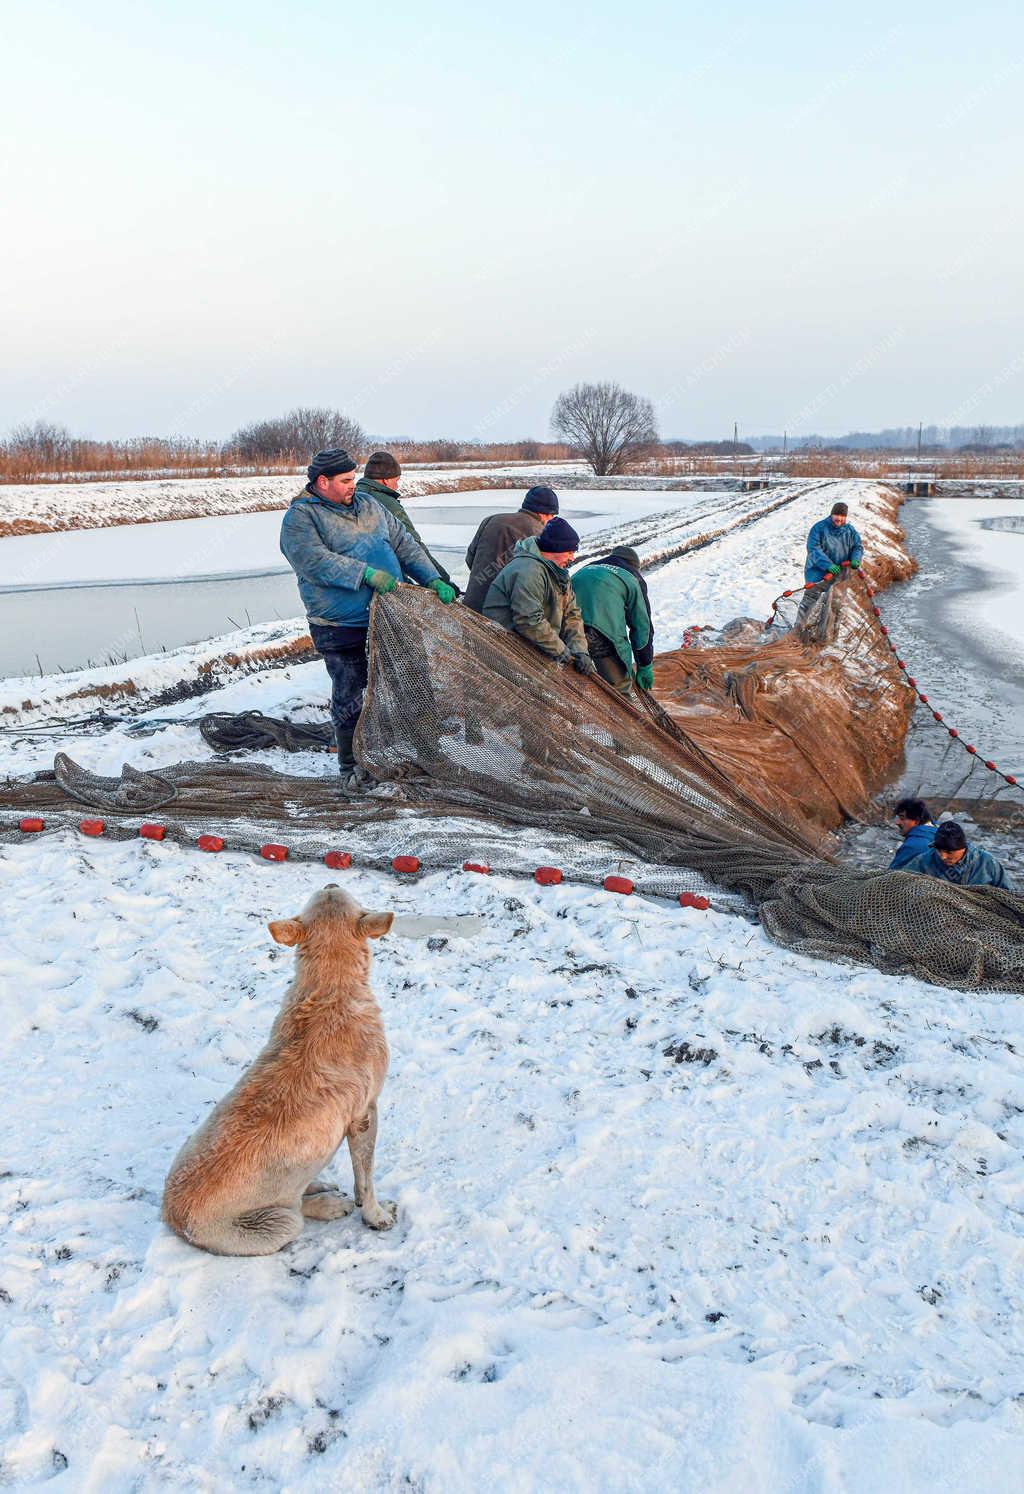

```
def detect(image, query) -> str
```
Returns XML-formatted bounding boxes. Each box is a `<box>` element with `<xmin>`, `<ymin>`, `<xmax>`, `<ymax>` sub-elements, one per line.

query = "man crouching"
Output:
<box><xmin>162</xmin><ymin>886</ymin><xmax>396</xmax><ymax>1256</ymax></box>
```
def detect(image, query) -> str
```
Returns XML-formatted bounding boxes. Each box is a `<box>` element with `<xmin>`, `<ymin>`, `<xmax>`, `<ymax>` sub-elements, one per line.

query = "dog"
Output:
<box><xmin>162</xmin><ymin>885</ymin><xmax>396</xmax><ymax>1255</ymax></box>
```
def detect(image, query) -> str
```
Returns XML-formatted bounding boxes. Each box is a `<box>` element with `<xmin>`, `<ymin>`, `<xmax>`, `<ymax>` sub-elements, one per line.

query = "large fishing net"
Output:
<box><xmin>3</xmin><ymin>582</ymin><xmax>1024</xmax><ymax>992</ymax></box>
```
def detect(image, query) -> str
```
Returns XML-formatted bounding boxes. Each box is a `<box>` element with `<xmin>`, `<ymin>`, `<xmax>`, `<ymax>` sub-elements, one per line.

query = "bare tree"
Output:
<box><xmin>6</xmin><ymin>420</ymin><xmax>73</xmax><ymax>466</ymax></box>
<box><xmin>551</xmin><ymin>382</ymin><xmax>659</xmax><ymax>476</ymax></box>
<box><xmin>227</xmin><ymin>407</ymin><xmax>366</xmax><ymax>463</ymax></box>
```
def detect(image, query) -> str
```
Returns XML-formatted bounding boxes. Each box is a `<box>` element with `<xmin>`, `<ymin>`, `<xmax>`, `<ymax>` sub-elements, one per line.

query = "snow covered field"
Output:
<box><xmin>3</xmin><ymin>480</ymin><xmax>1024</xmax><ymax>1489</ymax></box>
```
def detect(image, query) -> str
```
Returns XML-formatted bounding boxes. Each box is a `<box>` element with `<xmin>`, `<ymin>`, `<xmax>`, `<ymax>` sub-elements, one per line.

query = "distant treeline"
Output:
<box><xmin>0</xmin><ymin>413</ymin><xmax>574</xmax><ymax>484</ymax></box>
<box><xmin>742</xmin><ymin>425</ymin><xmax>1024</xmax><ymax>453</ymax></box>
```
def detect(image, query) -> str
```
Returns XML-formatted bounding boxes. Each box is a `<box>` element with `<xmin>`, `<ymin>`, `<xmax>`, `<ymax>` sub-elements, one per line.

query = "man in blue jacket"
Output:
<box><xmin>903</xmin><ymin>820</ymin><xmax>1013</xmax><ymax>889</ymax></box>
<box><xmin>889</xmin><ymin>798</ymin><xmax>937</xmax><ymax>869</ymax></box>
<box><xmin>280</xmin><ymin>447</ymin><xmax>455</xmax><ymax>773</ymax></box>
<box><xmin>804</xmin><ymin>500</ymin><xmax>864</xmax><ymax>584</ymax></box>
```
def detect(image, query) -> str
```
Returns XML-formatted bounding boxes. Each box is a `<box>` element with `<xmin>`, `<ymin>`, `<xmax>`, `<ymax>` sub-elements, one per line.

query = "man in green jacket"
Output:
<box><xmin>572</xmin><ymin>545</ymin><xmax>655</xmax><ymax>694</ymax></box>
<box><xmin>355</xmin><ymin>451</ymin><xmax>454</xmax><ymax>587</ymax></box>
<box><xmin>482</xmin><ymin>518</ymin><xmax>596</xmax><ymax>675</ymax></box>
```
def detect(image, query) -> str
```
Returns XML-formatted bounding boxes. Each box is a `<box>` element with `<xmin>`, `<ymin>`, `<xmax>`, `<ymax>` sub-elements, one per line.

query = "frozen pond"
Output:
<box><xmin>879</xmin><ymin>498</ymin><xmax>1024</xmax><ymax>796</ymax></box>
<box><xmin>0</xmin><ymin>489</ymin><xmax>689</xmax><ymax>676</ymax></box>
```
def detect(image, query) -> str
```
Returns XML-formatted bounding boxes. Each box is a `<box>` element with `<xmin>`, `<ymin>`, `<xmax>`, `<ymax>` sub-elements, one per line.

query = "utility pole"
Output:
<box><xmin>783</xmin><ymin>430</ymin><xmax>788</xmax><ymax>456</ymax></box>
<box><xmin>733</xmin><ymin>420</ymin><xmax>738</xmax><ymax>450</ymax></box>
<box><xmin>917</xmin><ymin>422</ymin><xmax>923</xmax><ymax>460</ymax></box>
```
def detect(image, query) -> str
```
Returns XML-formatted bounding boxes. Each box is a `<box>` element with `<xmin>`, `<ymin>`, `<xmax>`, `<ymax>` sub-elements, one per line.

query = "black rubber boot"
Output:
<box><xmin>335</xmin><ymin>726</ymin><xmax>356</xmax><ymax>772</ymax></box>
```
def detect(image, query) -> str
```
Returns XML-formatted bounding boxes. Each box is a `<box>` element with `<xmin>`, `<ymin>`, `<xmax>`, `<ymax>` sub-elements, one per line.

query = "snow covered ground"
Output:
<box><xmin>3</xmin><ymin>479</ymin><xmax>1024</xmax><ymax>1489</ymax></box>
<box><xmin>4</xmin><ymin>842</ymin><xmax>1024</xmax><ymax>1490</ymax></box>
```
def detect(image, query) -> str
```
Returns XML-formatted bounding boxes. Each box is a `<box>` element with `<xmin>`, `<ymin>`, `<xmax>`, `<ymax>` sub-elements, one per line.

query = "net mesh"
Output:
<box><xmin>3</xmin><ymin>584</ymin><xmax>1023</xmax><ymax>992</ymax></box>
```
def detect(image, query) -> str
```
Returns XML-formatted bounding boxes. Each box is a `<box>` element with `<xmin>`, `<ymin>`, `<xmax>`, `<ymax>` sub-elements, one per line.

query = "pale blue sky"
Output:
<box><xmin>2</xmin><ymin>0</ymin><xmax>1022</xmax><ymax>441</ymax></box>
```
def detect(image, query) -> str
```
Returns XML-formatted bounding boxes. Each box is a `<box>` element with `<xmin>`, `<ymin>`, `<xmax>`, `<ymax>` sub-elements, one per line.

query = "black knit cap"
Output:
<box><xmin>521</xmin><ymin>485</ymin><xmax>559</xmax><ymax>515</ymax></box>
<box><xmin>364</xmin><ymin>450</ymin><xmax>402</xmax><ymax>480</ymax></box>
<box><xmin>608</xmin><ymin>545</ymin><xmax>640</xmax><ymax>567</ymax></box>
<box><xmin>831</xmin><ymin>501</ymin><xmax>849</xmax><ymax>516</ymax></box>
<box><xmin>537</xmin><ymin>516</ymin><xmax>580</xmax><ymax>552</ymax></box>
<box><xmin>308</xmin><ymin>447</ymin><xmax>357</xmax><ymax>483</ymax></box>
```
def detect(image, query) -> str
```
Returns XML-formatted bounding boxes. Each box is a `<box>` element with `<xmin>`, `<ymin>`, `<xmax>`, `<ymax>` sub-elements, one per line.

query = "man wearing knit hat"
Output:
<box><xmin>482</xmin><ymin>517</ymin><xmax>596</xmax><ymax>675</ymax></box>
<box><xmin>462</xmin><ymin>485</ymin><xmax>560</xmax><ymax>613</ymax></box>
<box><xmin>355</xmin><ymin>450</ymin><xmax>455</xmax><ymax>587</ymax></box>
<box><xmin>280</xmin><ymin>447</ymin><xmax>456</xmax><ymax>776</ymax></box>
<box><xmin>572</xmin><ymin>545</ymin><xmax>655</xmax><ymax>694</ymax></box>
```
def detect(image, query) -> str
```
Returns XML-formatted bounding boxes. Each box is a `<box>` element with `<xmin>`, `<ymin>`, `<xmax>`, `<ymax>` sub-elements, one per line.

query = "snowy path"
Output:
<box><xmin>3</xmin><ymin>840</ymin><xmax>1024</xmax><ymax>1489</ymax></box>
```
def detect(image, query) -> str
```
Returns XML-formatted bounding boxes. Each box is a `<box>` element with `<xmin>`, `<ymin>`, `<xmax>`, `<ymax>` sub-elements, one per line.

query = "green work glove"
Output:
<box><xmin>364</xmin><ymin>566</ymin><xmax>397</xmax><ymax>594</ymax></box>
<box><xmin>850</xmin><ymin>559</ymin><xmax>861</xmax><ymax>569</ymax></box>
<box><xmin>428</xmin><ymin>578</ymin><xmax>456</xmax><ymax>605</ymax></box>
<box><xmin>635</xmin><ymin>664</ymin><xmax>654</xmax><ymax>691</ymax></box>
<box><xmin>827</xmin><ymin>565</ymin><xmax>841</xmax><ymax>578</ymax></box>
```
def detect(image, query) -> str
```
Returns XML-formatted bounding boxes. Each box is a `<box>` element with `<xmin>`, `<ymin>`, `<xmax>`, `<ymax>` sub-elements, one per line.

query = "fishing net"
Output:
<box><xmin>3</xmin><ymin>582</ymin><xmax>1024</xmax><ymax>992</ymax></box>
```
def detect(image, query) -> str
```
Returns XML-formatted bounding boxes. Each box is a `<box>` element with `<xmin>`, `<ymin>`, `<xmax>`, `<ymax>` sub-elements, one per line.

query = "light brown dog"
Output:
<box><xmin>162</xmin><ymin>885</ymin><xmax>395</xmax><ymax>1255</ymax></box>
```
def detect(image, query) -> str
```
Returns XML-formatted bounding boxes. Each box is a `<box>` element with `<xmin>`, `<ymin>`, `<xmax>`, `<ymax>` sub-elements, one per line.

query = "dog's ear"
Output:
<box><xmin>268</xmin><ymin>918</ymin><xmax>304</xmax><ymax>947</ymax></box>
<box><xmin>357</xmin><ymin>910</ymin><xmax>394</xmax><ymax>940</ymax></box>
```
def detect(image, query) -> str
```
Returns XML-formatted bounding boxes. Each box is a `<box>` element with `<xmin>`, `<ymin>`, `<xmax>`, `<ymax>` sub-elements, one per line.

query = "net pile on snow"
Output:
<box><xmin>3</xmin><ymin>586</ymin><xmax>1024</xmax><ymax>991</ymax></box>
<box><xmin>653</xmin><ymin>575</ymin><xmax>917</xmax><ymax>833</ymax></box>
<box><xmin>352</xmin><ymin>589</ymin><xmax>1024</xmax><ymax>991</ymax></box>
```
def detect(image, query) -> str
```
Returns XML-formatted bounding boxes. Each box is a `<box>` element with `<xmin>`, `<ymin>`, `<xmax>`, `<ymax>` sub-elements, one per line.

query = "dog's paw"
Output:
<box><xmin>361</xmin><ymin>1199</ymin><xmax>397</xmax><ymax>1231</ymax></box>
<box><xmin>302</xmin><ymin>1191</ymin><xmax>356</xmax><ymax>1221</ymax></box>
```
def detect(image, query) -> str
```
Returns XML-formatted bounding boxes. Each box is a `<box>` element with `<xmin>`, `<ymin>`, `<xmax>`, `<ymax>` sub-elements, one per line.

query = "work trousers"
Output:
<box><xmin>584</xmin><ymin>626</ymin><xmax>631</xmax><ymax>694</ymax></box>
<box><xmin>309</xmin><ymin>624</ymin><xmax>369</xmax><ymax>733</ymax></box>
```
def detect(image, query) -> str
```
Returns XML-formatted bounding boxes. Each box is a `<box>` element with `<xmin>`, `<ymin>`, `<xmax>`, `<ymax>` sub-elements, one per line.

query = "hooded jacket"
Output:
<box><xmin>463</xmin><ymin>509</ymin><xmax>547</xmax><ymax>612</ymax></box>
<box><xmin>888</xmin><ymin>821</ymin><xmax>937</xmax><ymax>870</ymax></box>
<box><xmin>482</xmin><ymin>536</ymin><xmax>588</xmax><ymax>659</ymax></box>
<box><xmin>902</xmin><ymin>844</ymin><xmax>1012</xmax><ymax>889</ymax></box>
<box><xmin>354</xmin><ymin>476</ymin><xmax>452</xmax><ymax>585</ymax></box>
<box><xmin>804</xmin><ymin>517</ymin><xmax>864</xmax><ymax>583</ymax></box>
<box><xmin>279</xmin><ymin>485</ymin><xmax>438</xmax><ymax>630</ymax></box>
<box><xmin>571</xmin><ymin>553</ymin><xmax>654</xmax><ymax>669</ymax></box>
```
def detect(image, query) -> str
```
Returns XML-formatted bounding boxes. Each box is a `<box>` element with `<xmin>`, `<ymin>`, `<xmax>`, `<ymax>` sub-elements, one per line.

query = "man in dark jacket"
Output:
<box><xmin>355</xmin><ymin>450</ymin><xmax>454</xmax><ymax>586</ymax></box>
<box><xmin>463</xmin><ymin>486</ymin><xmax>559</xmax><ymax>612</ymax></box>
<box><xmin>279</xmin><ymin>447</ymin><xmax>455</xmax><ymax>774</ymax></box>
<box><xmin>889</xmin><ymin>798</ymin><xmax>937</xmax><ymax>870</ymax></box>
<box><xmin>903</xmin><ymin>820</ymin><xmax>1013</xmax><ymax>889</ymax></box>
<box><xmin>572</xmin><ymin>545</ymin><xmax>654</xmax><ymax>694</ymax></box>
<box><xmin>482</xmin><ymin>517</ymin><xmax>595</xmax><ymax>675</ymax></box>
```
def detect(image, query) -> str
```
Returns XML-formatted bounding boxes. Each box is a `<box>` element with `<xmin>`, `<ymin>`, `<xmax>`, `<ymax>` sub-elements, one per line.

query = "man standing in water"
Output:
<box><xmin>280</xmin><ymin>448</ymin><xmax>455</xmax><ymax>778</ymax></box>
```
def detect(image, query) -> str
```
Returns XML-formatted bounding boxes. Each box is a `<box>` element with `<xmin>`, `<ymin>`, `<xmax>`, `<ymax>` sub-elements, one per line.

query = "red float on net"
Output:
<box><xmin>260</xmin><ymin>844</ymin><xmax>288</xmax><ymax>861</ymax></box>
<box><xmin>392</xmin><ymin>855</ymin><xmax>420</xmax><ymax>874</ymax></box>
<box><xmin>197</xmin><ymin>834</ymin><xmax>224</xmax><ymax>852</ymax></box>
<box><xmin>79</xmin><ymin>819</ymin><xmax>104</xmax><ymax>837</ymax></box>
<box><xmin>139</xmin><ymin>823</ymin><xmax>165</xmax><ymax>841</ymax></box>
<box><xmin>324</xmin><ymin>851</ymin><xmax>352</xmax><ymax>870</ymax></box>
<box><xmin>534</xmin><ymin>866</ymin><xmax>563</xmax><ymax>886</ymax></box>
<box><xmin>679</xmin><ymin>891</ymin><xmax>710</xmax><ymax>910</ymax></box>
<box><xmin>948</xmin><ymin>728</ymin><xmax>959</xmax><ymax>739</ymax></box>
<box><xmin>462</xmin><ymin>862</ymin><xmax>491</xmax><ymax>875</ymax></box>
<box><xmin>603</xmin><ymin>875</ymin><xmax>634</xmax><ymax>895</ymax></box>
<box><xmin>19</xmin><ymin>817</ymin><xmax>44</xmax><ymax>833</ymax></box>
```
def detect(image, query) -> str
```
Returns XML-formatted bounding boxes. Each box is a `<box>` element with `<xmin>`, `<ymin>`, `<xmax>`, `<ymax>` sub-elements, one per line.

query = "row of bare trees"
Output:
<box><xmin>2</xmin><ymin>384</ymin><xmax>663</xmax><ymax>482</ymax></box>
